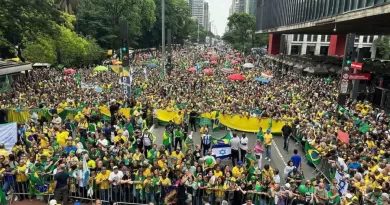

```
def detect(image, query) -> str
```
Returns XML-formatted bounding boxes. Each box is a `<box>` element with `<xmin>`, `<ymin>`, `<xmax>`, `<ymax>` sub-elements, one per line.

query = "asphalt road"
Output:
<box><xmin>150</xmin><ymin>125</ymin><xmax>315</xmax><ymax>184</ymax></box>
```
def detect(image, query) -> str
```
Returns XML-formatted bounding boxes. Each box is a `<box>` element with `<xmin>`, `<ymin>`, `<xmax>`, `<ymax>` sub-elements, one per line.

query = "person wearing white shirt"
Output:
<box><xmin>51</xmin><ymin>114</ymin><xmax>62</xmax><ymax>127</ymax></box>
<box><xmin>240</xmin><ymin>134</ymin><xmax>248</xmax><ymax>162</ymax></box>
<box><xmin>109</xmin><ymin>166</ymin><xmax>123</xmax><ymax>202</ymax></box>
<box><xmin>122</xmin><ymin>127</ymin><xmax>129</xmax><ymax>139</ymax></box>
<box><xmin>72</xmin><ymin>162</ymin><xmax>88</xmax><ymax>203</ymax></box>
<box><xmin>230</xmin><ymin>133</ymin><xmax>240</xmax><ymax>166</ymax></box>
<box><xmin>96</xmin><ymin>134</ymin><xmax>108</xmax><ymax>151</ymax></box>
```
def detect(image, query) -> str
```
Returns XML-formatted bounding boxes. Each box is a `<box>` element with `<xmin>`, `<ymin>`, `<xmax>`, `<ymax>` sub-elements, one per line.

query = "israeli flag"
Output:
<box><xmin>143</xmin><ymin>67</ymin><xmax>147</xmax><ymax>79</ymax></box>
<box><xmin>196</xmin><ymin>63</ymin><xmax>200</xmax><ymax>73</ymax></box>
<box><xmin>212</xmin><ymin>144</ymin><xmax>231</xmax><ymax>159</ymax></box>
<box><xmin>82</xmin><ymin>154</ymin><xmax>90</xmax><ymax>187</ymax></box>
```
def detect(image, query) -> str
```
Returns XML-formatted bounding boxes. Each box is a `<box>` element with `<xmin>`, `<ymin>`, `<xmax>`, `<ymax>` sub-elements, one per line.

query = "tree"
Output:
<box><xmin>222</xmin><ymin>13</ymin><xmax>256</xmax><ymax>52</ymax></box>
<box><xmin>0</xmin><ymin>0</ymin><xmax>62</xmax><ymax>58</ymax></box>
<box><xmin>374</xmin><ymin>36</ymin><xmax>390</xmax><ymax>59</ymax></box>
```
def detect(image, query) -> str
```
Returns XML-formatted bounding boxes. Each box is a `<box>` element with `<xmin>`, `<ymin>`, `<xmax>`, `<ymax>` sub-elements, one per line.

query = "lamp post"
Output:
<box><xmin>162</xmin><ymin>0</ymin><xmax>166</xmax><ymax>77</ymax></box>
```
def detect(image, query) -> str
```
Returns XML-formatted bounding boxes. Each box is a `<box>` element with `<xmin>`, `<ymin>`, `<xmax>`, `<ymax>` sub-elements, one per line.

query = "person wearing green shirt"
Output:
<box><xmin>257</xmin><ymin>127</ymin><xmax>264</xmax><ymax>142</ymax></box>
<box><xmin>147</xmin><ymin>144</ymin><xmax>157</xmax><ymax>164</ymax></box>
<box><xmin>328</xmin><ymin>186</ymin><xmax>341</xmax><ymax>205</ymax></box>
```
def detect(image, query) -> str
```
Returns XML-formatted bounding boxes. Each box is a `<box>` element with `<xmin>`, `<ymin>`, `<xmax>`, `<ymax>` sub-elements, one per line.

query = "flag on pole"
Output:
<box><xmin>76</xmin><ymin>72</ymin><xmax>81</xmax><ymax>85</ymax></box>
<box><xmin>143</xmin><ymin>67</ymin><xmax>147</xmax><ymax>80</ymax></box>
<box><xmin>213</xmin><ymin>111</ymin><xmax>220</xmax><ymax>131</ymax></box>
<box><xmin>196</xmin><ymin>63</ymin><xmax>200</xmax><ymax>73</ymax></box>
<box><xmin>181</xmin><ymin>61</ymin><xmax>186</xmax><ymax>69</ymax></box>
<box><xmin>82</xmin><ymin>154</ymin><xmax>90</xmax><ymax>187</ymax></box>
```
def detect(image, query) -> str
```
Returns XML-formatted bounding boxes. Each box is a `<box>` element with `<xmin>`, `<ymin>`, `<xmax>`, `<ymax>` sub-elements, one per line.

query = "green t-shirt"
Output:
<box><xmin>328</xmin><ymin>191</ymin><xmax>341</xmax><ymax>205</ymax></box>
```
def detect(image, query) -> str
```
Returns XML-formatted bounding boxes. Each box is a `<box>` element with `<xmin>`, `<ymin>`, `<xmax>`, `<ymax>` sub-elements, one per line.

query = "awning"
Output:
<box><xmin>0</xmin><ymin>61</ymin><xmax>33</xmax><ymax>76</ymax></box>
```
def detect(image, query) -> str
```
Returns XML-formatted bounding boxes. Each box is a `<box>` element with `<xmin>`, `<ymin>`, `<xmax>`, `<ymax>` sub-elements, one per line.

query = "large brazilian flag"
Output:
<box><xmin>305</xmin><ymin>141</ymin><xmax>320</xmax><ymax>165</ymax></box>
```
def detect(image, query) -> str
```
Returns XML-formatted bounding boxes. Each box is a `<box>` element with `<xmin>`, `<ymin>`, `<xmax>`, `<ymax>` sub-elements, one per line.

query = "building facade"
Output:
<box><xmin>204</xmin><ymin>2</ymin><xmax>210</xmax><ymax>31</ymax></box>
<box><xmin>188</xmin><ymin>0</ymin><xmax>205</xmax><ymax>28</ymax></box>
<box><xmin>230</xmin><ymin>0</ymin><xmax>246</xmax><ymax>15</ymax></box>
<box><xmin>245</xmin><ymin>0</ymin><xmax>256</xmax><ymax>16</ymax></box>
<box><xmin>285</xmin><ymin>34</ymin><xmax>378</xmax><ymax>59</ymax></box>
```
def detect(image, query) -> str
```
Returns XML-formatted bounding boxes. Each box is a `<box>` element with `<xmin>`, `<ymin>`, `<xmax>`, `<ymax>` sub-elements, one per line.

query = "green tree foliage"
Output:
<box><xmin>24</xmin><ymin>26</ymin><xmax>104</xmax><ymax>66</ymax></box>
<box><xmin>222</xmin><ymin>13</ymin><xmax>256</xmax><ymax>52</ymax></box>
<box><xmin>0</xmin><ymin>0</ymin><xmax>61</xmax><ymax>57</ymax></box>
<box><xmin>374</xmin><ymin>36</ymin><xmax>390</xmax><ymax>59</ymax></box>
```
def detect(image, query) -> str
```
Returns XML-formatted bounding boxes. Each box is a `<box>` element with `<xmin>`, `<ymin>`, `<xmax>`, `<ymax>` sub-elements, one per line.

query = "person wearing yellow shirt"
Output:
<box><xmin>173</xmin><ymin>111</ymin><xmax>183</xmax><ymax>126</ymax></box>
<box><xmin>82</xmin><ymin>105</ymin><xmax>92</xmax><ymax>120</ymax></box>
<box><xmin>15</xmin><ymin>160</ymin><xmax>29</xmax><ymax>200</ymax></box>
<box><xmin>133</xmin><ymin>149</ymin><xmax>143</xmax><ymax>161</ymax></box>
<box><xmin>213</xmin><ymin>166</ymin><xmax>223</xmax><ymax>177</ymax></box>
<box><xmin>232</xmin><ymin>161</ymin><xmax>244</xmax><ymax>178</ymax></box>
<box><xmin>170</xmin><ymin>148</ymin><xmax>185</xmax><ymax>164</ymax></box>
<box><xmin>56</xmin><ymin>127</ymin><xmax>69</xmax><ymax>147</ymax></box>
<box><xmin>96</xmin><ymin>167</ymin><xmax>111</xmax><ymax>200</ymax></box>
<box><xmin>264</xmin><ymin>129</ymin><xmax>273</xmax><ymax>161</ymax></box>
<box><xmin>159</xmin><ymin>172</ymin><xmax>171</xmax><ymax>198</ymax></box>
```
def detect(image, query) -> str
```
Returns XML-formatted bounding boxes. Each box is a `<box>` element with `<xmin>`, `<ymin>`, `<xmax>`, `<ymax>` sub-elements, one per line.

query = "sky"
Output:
<box><xmin>205</xmin><ymin>0</ymin><xmax>230</xmax><ymax>36</ymax></box>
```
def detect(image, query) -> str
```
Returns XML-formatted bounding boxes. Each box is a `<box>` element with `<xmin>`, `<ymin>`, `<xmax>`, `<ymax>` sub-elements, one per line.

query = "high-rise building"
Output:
<box><xmin>204</xmin><ymin>2</ymin><xmax>210</xmax><ymax>31</ymax></box>
<box><xmin>245</xmin><ymin>0</ymin><xmax>255</xmax><ymax>16</ymax></box>
<box><xmin>230</xmin><ymin>0</ymin><xmax>246</xmax><ymax>15</ymax></box>
<box><xmin>188</xmin><ymin>0</ymin><xmax>205</xmax><ymax>28</ymax></box>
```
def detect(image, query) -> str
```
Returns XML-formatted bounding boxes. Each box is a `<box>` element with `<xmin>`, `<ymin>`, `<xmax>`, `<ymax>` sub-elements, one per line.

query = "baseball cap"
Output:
<box><xmin>238</xmin><ymin>161</ymin><xmax>243</xmax><ymax>166</ymax></box>
<box><xmin>113</xmin><ymin>166</ymin><xmax>118</xmax><ymax>169</ymax></box>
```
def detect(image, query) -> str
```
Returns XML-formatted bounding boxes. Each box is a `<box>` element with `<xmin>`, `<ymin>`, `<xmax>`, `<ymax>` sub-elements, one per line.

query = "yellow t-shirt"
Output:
<box><xmin>170</xmin><ymin>151</ymin><xmax>184</xmax><ymax>163</ymax></box>
<box><xmin>264</xmin><ymin>133</ymin><xmax>273</xmax><ymax>146</ymax></box>
<box><xmin>96</xmin><ymin>171</ymin><xmax>111</xmax><ymax>190</ymax></box>
<box><xmin>16</xmin><ymin>165</ymin><xmax>28</xmax><ymax>182</ymax></box>
<box><xmin>232</xmin><ymin>166</ymin><xmax>244</xmax><ymax>178</ymax></box>
<box><xmin>57</xmin><ymin>131</ymin><xmax>69</xmax><ymax>147</ymax></box>
<box><xmin>214</xmin><ymin>170</ymin><xmax>223</xmax><ymax>177</ymax></box>
<box><xmin>159</xmin><ymin>177</ymin><xmax>171</xmax><ymax>186</ymax></box>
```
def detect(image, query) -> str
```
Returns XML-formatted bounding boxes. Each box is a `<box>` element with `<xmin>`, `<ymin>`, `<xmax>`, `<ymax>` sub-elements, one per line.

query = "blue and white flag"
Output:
<box><xmin>196</xmin><ymin>63</ymin><xmax>200</xmax><ymax>74</ymax></box>
<box><xmin>212</xmin><ymin>144</ymin><xmax>231</xmax><ymax>159</ymax></box>
<box><xmin>82</xmin><ymin>154</ymin><xmax>90</xmax><ymax>187</ymax></box>
<box><xmin>335</xmin><ymin>171</ymin><xmax>349</xmax><ymax>195</ymax></box>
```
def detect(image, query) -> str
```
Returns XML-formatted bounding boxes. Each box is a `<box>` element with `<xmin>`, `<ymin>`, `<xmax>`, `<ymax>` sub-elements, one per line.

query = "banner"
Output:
<box><xmin>211</xmin><ymin>133</ymin><xmax>232</xmax><ymax>159</ymax></box>
<box><xmin>335</xmin><ymin>171</ymin><xmax>349</xmax><ymax>195</ymax></box>
<box><xmin>0</xmin><ymin>122</ymin><xmax>17</xmax><ymax>151</ymax></box>
<box><xmin>305</xmin><ymin>141</ymin><xmax>320</xmax><ymax>165</ymax></box>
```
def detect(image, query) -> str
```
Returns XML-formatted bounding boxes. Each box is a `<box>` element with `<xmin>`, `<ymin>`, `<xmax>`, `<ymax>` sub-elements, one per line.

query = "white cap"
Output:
<box><xmin>49</xmin><ymin>200</ymin><xmax>57</xmax><ymax>205</ymax></box>
<box><xmin>346</xmin><ymin>193</ymin><xmax>353</xmax><ymax>199</ymax></box>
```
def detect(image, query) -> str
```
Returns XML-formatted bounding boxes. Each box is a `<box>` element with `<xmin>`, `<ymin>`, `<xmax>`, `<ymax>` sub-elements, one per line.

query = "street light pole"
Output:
<box><xmin>162</xmin><ymin>0</ymin><xmax>166</xmax><ymax>76</ymax></box>
<box><xmin>197</xmin><ymin>20</ymin><xmax>200</xmax><ymax>44</ymax></box>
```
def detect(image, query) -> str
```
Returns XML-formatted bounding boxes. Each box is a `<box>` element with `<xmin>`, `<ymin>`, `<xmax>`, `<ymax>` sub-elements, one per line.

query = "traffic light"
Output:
<box><xmin>121</xmin><ymin>39</ymin><xmax>128</xmax><ymax>53</ymax></box>
<box><xmin>346</xmin><ymin>51</ymin><xmax>352</xmax><ymax>66</ymax></box>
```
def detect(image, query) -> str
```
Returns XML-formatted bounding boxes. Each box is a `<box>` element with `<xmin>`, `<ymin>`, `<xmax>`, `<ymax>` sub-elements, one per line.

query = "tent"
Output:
<box><xmin>242</xmin><ymin>63</ymin><xmax>255</xmax><ymax>68</ymax></box>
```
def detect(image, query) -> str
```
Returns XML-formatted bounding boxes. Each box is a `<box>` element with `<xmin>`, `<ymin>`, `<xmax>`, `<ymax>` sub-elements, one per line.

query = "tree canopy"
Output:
<box><xmin>222</xmin><ymin>12</ymin><xmax>268</xmax><ymax>52</ymax></box>
<box><xmin>0</xmin><ymin>0</ymin><xmax>205</xmax><ymax>66</ymax></box>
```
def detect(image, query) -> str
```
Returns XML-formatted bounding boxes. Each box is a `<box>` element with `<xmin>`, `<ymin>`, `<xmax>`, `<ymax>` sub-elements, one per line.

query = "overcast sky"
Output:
<box><xmin>205</xmin><ymin>0</ymin><xmax>230</xmax><ymax>36</ymax></box>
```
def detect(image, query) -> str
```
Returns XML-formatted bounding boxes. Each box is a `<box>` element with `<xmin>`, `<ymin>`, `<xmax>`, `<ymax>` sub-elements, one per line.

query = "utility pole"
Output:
<box><xmin>197</xmin><ymin>20</ymin><xmax>200</xmax><ymax>44</ymax></box>
<box><xmin>162</xmin><ymin>0</ymin><xmax>166</xmax><ymax>77</ymax></box>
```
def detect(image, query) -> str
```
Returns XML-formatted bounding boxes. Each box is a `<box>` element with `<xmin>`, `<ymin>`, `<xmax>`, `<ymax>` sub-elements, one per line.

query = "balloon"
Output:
<box><xmin>298</xmin><ymin>184</ymin><xmax>307</xmax><ymax>194</ymax></box>
<box><xmin>206</xmin><ymin>157</ymin><xmax>213</xmax><ymax>165</ymax></box>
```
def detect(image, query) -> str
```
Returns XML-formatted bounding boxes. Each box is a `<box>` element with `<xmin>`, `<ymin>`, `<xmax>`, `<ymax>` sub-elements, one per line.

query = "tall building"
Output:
<box><xmin>204</xmin><ymin>2</ymin><xmax>210</xmax><ymax>31</ymax></box>
<box><xmin>187</xmin><ymin>0</ymin><xmax>205</xmax><ymax>28</ymax></box>
<box><xmin>230</xmin><ymin>0</ymin><xmax>247</xmax><ymax>15</ymax></box>
<box><xmin>245</xmin><ymin>0</ymin><xmax>255</xmax><ymax>16</ymax></box>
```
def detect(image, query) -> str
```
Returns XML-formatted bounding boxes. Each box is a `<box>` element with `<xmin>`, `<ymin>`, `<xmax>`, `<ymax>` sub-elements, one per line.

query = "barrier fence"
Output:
<box><xmin>0</xmin><ymin>173</ymin><xmax>288</xmax><ymax>205</ymax></box>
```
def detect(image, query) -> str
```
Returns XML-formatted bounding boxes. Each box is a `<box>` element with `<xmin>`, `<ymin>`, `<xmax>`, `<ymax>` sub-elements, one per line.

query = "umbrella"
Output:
<box><xmin>228</xmin><ymin>73</ymin><xmax>246</xmax><ymax>81</ymax></box>
<box><xmin>146</xmin><ymin>63</ymin><xmax>157</xmax><ymax>68</ymax></box>
<box><xmin>231</xmin><ymin>60</ymin><xmax>238</xmax><ymax>65</ymax></box>
<box><xmin>188</xmin><ymin>67</ymin><xmax>196</xmax><ymax>72</ymax></box>
<box><xmin>220</xmin><ymin>68</ymin><xmax>236</xmax><ymax>74</ymax></box>
<box><xmin>261</xmin><ymin>72</ymin><xmax>273</xmax><ymax>78</ymax></box>
<box><xmin>63</xmin><ymin>69</ymin><xmax>76</xmax><ymax>75</ymax></box>
<box><xmin>254</xmin><ymin>77</ymin><xmax>271</xmax><ymax>84</ymax></box>
<box><xmin>211</xmin><ymin>60</ymin><xmax>218</xmax><ymax>65</ymax></box>
<box><xmin>236</xmin><ymin>58</ymin><xmax>242</xmax><ymax>62</ymax></box>
<box><xmin>225</xmin><ymin>55</ymin><xmax>233</xmax><ymax>59</ymax></box>
<box><xmin>242</xmin><ymin>63</ymin><xmax>255</xmax><ymax>68</ymax></box>
<box><xmin>210</xmin><ymin>56</ymin><xmax>218</xmax><ymax>61</ymax></box>
<box><xmin>94</xmin><ymin>66</ymin><xmax>108</xmax><ymax>72</ymax></box>
<box><xmin>204</xmin><ymin>55</ymin><xmax>210</xmax><ymax>59</ymax></box>
<box><xmin>203</xmin><ymin>69</ymin><xmax>214</xmax><ymax>76</ymax></box>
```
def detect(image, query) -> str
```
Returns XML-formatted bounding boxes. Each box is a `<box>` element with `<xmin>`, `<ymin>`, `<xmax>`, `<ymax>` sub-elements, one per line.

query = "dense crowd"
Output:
<box><xmin>0</xmin><ymin>47</ymin><xmax>389</xmax><ymax>205</ymax></box>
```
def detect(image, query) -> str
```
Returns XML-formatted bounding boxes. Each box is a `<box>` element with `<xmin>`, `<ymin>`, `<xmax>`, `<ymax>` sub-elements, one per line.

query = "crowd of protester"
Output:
<box><xmin>0</xmin><ymin>46</ymin><xmax>388</xmax><ymax>205</ymax></box>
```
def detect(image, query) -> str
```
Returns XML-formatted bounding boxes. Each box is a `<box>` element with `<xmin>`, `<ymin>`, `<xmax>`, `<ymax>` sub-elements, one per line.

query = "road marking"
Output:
<box><xmin>149</xmin><ymin>124</ymin><xmax>155</xmax><ymax>133</ymax></box>
<box><xmin>272</xmin><ymin>139</ymin><xmax>287</xmax><ymax>166</ymax></box>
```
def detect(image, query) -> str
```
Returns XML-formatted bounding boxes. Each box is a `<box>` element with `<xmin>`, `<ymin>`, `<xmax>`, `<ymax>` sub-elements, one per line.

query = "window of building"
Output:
<box><xmin>363</xmin><ymin>35</ymin><xmax>368</xmax><ymax>43</ymax></box>
<box><xmin>320</xmin><ymin>46</ymin><xmax>329</xmax><ymax>55</ymax></box>
<box><xmin>293</xmin><ymin>34</ymin><xmax>298</xmax><ymax>41</ymax></box>
<box><xmin>326</xmin><ymin>35</ymin><xmax>331</xmax><ymax>42</ymax></box>
<box><xmin>307</xmin><ymin>35</ymin><xmax>312</xmax><ymax>42</ymax></box>
<box><xmin>320</xmin><ymin>35</ymin><xmax>326</xmax><ymax>42</ymax></box>
<box><xmin>313</xmin><ymin>35</ymin><xmax>318</xmax><ymax>42</ymax></box>
<box><xmin>299</xmin><ymin>34</ymin><xmax>304</xmax><ymax>41</ymax></box>
<box><xmin>368</xmin><ymin>35</ymin><xmax>374</xmax><ymax>43</ymax></box>
<box><xmin>355</xmin><ymin>35</ymin><xmax>360</xmax><ymax>43</ymax></box>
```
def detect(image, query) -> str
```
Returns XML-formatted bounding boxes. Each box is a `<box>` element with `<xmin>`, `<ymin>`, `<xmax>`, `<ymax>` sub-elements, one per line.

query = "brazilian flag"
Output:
<box><xmin>306</xmin><ymin>149</ymin><xmax>320</xmax><ymax>165</ymax></box>
<box><xmin>0</xmin><ymin>189</ymin><xmax>6</xmax><ymax>205</ymax></box>
<box><xmin>163</xmin><ymin>131</ymin><xmax>172</xmax><ymax>146</ymax></box>
<box><xmin>213</xmin><ymin>111</ymin><xmax>221</xmax><ymax>131</ymax></box>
